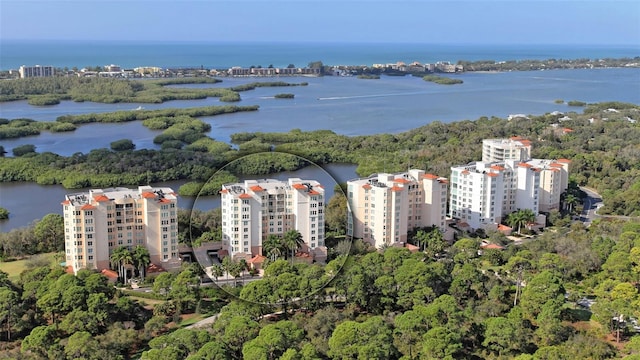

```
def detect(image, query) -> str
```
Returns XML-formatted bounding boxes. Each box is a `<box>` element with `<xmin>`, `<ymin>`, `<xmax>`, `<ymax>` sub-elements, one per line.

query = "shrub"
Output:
<box><xmin>0</xmin><ymin>207</ymin><xmax>9</xmax><ymax>220</ymax></box>
<box><xmin>12</xmin><ymin>144</ymin><xmax>36</xmax><ymax>157</ymax></box>
<box><xmin>110</xmin><ymin>139</ymin><xmax>135</xmax><ymax>151</ymax></box>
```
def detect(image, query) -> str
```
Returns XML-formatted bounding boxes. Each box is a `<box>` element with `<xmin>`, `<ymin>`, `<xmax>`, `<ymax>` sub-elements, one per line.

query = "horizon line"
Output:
<box><xmin>2</xmin><ymin>38</ymin><xmax>640</xmax><ymax>48</ymax></box>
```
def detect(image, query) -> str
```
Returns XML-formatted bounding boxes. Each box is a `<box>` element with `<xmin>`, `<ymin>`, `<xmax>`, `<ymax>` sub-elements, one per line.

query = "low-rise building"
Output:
<box><xmin>19</xmin><ymin>65</ymin><xmax>54</xmax><ymax>78</ymax></box>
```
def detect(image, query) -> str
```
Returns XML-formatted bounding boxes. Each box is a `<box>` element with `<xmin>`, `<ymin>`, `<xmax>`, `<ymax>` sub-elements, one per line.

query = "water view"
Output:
<box><xmin>1</xmin><ymin>68</ymin><xmax>639</xmax><ymax>156</ymax></box>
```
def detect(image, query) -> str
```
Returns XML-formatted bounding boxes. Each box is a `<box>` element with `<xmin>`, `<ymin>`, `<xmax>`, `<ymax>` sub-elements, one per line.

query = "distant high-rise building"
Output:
<box><xmin>220</xmin><ymin>178</ymin><xmax>326</xmax><ymax>260</ymax></box>
<box><xmin>62</xmin><ymin>186</ymin><xmax>179</xmax><ymax>275</ymax></box>
<box><xmin>19</xmin><ymin>65</ymin><xmax>55</xmax><ymax>78</ymax></box>
<box><xmin>347</xmin><ymin>169</ymin><xmax>448</xmax><ymax>249</ymax></box>
<box><xmin>482</xmin><ymin>137</ymin><xmax>532</xmax><ymax>163</ymax></box>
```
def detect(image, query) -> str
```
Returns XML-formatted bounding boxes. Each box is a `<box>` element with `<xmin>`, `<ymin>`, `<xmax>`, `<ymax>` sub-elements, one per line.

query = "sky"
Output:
<box><xmin>1</xmin><ymin>0</ymin><xmax>639</xmax><ymax>45</ymax></box>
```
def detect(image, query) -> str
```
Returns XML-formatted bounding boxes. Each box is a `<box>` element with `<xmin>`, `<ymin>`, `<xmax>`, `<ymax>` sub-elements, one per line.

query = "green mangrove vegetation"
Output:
<box><xmin>356</xmin><ymin>74</ymin><xmax>380</xmax><ymax>79</ymax></box>
<box><xmin>0</xmin><ymin>118</ymin><xmax>77</xmax><ymax>140</ymax></box>
<box><xmin>274</xmin><ymin>93</ymin><xmax>295</xmax><ymax>98</ymax></box>
<box><xmin>422</xmin><ymin>74</ymin><xmax>464</xmax><ymax>84</ymax></box>
<box><xmin>568</xmin><ymin>100</ymin><xmax>587</xmax><ymax>107</ymax></box>
<box><xmin>0</xmin><ymin>102</ymin><xmax>638</xmax><ymax>217</ymax></box>
<box><xmin>0</xmin><ymin>77</ymin><xmax>305</xmax><ymax>104</ymax></box>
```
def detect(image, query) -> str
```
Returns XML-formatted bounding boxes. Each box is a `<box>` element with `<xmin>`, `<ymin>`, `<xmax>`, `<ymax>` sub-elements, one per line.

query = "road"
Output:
<box><xmin>579</xmin><ymin>186</ymin><xmax>603</xmax><ymax>226</ymax></box>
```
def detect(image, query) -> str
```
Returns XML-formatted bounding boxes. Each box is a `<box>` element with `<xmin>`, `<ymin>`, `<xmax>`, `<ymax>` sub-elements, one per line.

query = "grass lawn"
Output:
<box><xmin>0</xmin><ymin>253</ymin><xmax>58</xmax><ymax>281</ymax></box>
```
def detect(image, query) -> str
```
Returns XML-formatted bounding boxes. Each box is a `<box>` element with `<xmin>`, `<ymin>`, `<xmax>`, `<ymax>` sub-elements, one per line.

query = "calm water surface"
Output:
<box><xmin>1</xmin><ymin>68</ymin><xmax>639</xmax><ymax>155</ymax></box>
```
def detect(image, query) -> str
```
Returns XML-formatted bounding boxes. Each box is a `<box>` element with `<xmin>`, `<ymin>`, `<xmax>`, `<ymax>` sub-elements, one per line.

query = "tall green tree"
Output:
<box><xmin>132</xmin><ymin>245</ymin><xmax>151</xmax><ymax>281</ymax></box>
<box><xmin>283</xmin><ymin>230</ymin><xmax>304</xmax><ymax>263</ymax></box>
<box><xmin>33</xmin><ymin>213</ymin><xmax>64</xmax><ymax>252</ymax></box>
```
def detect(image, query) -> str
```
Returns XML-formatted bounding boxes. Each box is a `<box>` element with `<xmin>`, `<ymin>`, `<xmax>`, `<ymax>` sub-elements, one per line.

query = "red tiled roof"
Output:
<box><xmin>159</xmin><ymin>198</ymin><xmax>171</xmax><ymax>203</ymax></box>
<box><xmin>292</xmin><ymin>183</ymin><xmax>307</xmax><ymax>190</ymax></box>
<box><xmin>481</xmin><ymin>243</ymin><xmax>505</xmax><ymax>250</ymax></box>
<box><xmin>438</xmin><ymin>179</ymin><xmax>449</xmax><ymax>184</ymax></box>
<box><xmin>308</xmin><ymin>190</ymin><xmax>321</xmax><ymax>195</ymax></box>
<box><xmin>101</xmin><ymin>268</ymin><xmax>119</xmax><ymax>279</ymax></box>
<box><xmin>248</xmin><ymin>255</ymin><xmax>266</xmax><ymax>264</ymax></box>
<box><xmin>423</xmin><ymin>173</ymin><xmax>439</xmax><ymax>180</ymax></box>
<box><xmin>61</xmin><ymin>200</ymin><xmax>70</xmax><ymax>205</ymax></box>
<box><xmin>249</xmin><ymin>185</ymin><xmax>265</xmax><ymax>192</ymax></box>
<box><xmin>490</xmin><ymin>165</ymin><xmax>505</xmax><ymax>171</ymax></box>
<box><xmin>510</xmin><ymin>136</ymin><xmax>523</xmax><ymax>140</ymax></box>
<box><xmin>497</xmin><ymin>224</ymin><xmax>512</xmax><ymax>231</ymax></box>
<box><xmin>362</xmin><ymin>184</ymin><xmax>372</xmax><ymax>190</ymax></box>
<box><xmin>461</xmin><ymin>170</ymin><xmax>470</xmax><ymax>175</ymax></box>
<box><xmin>550</xmin><ymin>163</ymin><xmax>564</xmax><ymax>167</ymax></box>
<box><xmin>93</xmin><ymin>194</ymin><xmax>110</xmax><ymax>202</ymax></box>
<box><xmin>557</xmin><ymin>158</ymin><xmax>572</xmax><ymax>163</ymax></box>
<box><xmin>65</xmin><ymin>266</ymin><xmax>75</xmax><ymax>274</ymax></box>
<box><xmin>518</xmin><ymin>162</ymin><xmax>532</xmax><ymax>168</ymax></box>
<box><xmin>519</xmin><ymin>139</ymin><xmax>531</xmax><ymax>145</ymax></box>
<box><xmin>220</xmin><ymin>189</ymin><xmax>229</xmax><ymax>194</ymax></box>
<box><xmin>393</xmin><ymin>178</ymin><xmax>411</xmax><ymax>184</ymax></box>
<box><xmin>81</xmin><ymin>204</ymin><xmax>96</xmax><ymax>210</ymax></box>
<box><xmin>486</xmin><ymin>172</ymin><xmax>499</xmax><ymax>177</ymax></box>
<box><xmin>141</xmin><ymin>192</ymin><xmax>156</xmax><ymax>199</ymax></box>
<box><xmin>562</xmin><ymin>128</ymin><xmax>573</xmax><ymax>133</ymax></box>
<box><xmin>390</xmin><ymin>186</ymin><xmax>403</xmax><ymax>192</ymax></box>
<box><xmin>239</xmin><ymin>193</ymin><xmax>252</xmax><ymax>199</ymax></box>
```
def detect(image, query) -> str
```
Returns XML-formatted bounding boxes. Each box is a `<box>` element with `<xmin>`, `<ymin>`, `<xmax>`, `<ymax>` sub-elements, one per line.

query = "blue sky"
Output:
<box><xmin>1</xmin><ymin>0</ymin><xmax>639</xmax><ymax>45</ymax></box>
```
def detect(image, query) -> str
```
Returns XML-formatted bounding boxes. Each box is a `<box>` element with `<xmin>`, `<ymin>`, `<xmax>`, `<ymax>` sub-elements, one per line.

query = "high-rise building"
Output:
<box><xmin>19</xmin><ymin>65</ymin><xmax>55</xmax><ymax>78</ymax></box>
<box><xmin>62</xmin><ymin>186</ymin><xmax>179</xmax><ymax>275</ymax></box>
<box><xmin>346</xmin><ymin>169</ymin><xmax>448</xmax><ymax>249</ymax></box>
<box><xmin>482</xmin><ymin>137</ymin><xmax>532</xmax><ymax>163</ymax></box>
<box><xmin>450</xmin><ymin>137</ymin><xmax>571</xmax><ymax>230</ymax></box>
<box><xmin>220</xmin><ymin>178</ymin><xmax>326</xmax><ymax>260</ymax></box>
<box><xmin>524</xmin><ymin>158</ymin><xmax>571</xmax><ymax>212</ymax></box>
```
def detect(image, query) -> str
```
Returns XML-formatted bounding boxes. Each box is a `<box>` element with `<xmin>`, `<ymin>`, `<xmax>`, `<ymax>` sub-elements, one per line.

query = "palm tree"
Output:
<box><xmin>210</xmin><ymin>264</ymin><xmax>224</xmax><ymax>282</ymax></box>
<box><xmin>238</xmin><ymin>259</ymin><xmax>249</xmax><ymax>285</ymax></box>
<box><xmin>564</xmin><ymin>193</ymin><xmax>579</xmax><ymax>214</ymax></box>
<box><xmin>132</xmin><ymin>245</ymin><xmax>150</xmax><ymax>282</ymax></box>
<box><xmin>221</xmin><ymin>256</ymin><xmax>233</xmax><ymax>282</ymax></box>
<box><xmin>507</xmin><ymin>209</ymin><xmax>536</xmax><ymax>235</ymax></box>
<box><xmin>283</xmin><ymin>230</ymin><xmax>304</xmax><ymax>264</ymax></box>
<box><xmin>263</xmin><ymin>234</ymin><xmax>284</xmax><ymax>261</ymax></box>
<box><xmin>110</xmin><ymin>246</ymin><xmax>131</xmax><ymax>284</ymax></box>
<box><xmin>414</xmin><ymin>230</ymin><xmax>429</xmax><ymax>252</ymax></box>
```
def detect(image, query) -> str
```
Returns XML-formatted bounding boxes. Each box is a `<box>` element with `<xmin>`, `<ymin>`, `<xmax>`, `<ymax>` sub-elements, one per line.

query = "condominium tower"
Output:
<box><xmin>347</xmin><ymin>169</ymin><xmax>448</xmax><ymax>249</ymax></box>
<box><xmin>62</xmin><ymin>186</ymin><xmax>179</xmax><ymax>275</ymax></box>
<box><xmin>220</xmin><ymin>178</ymin><xmax>325</xmax><ymax>260</ymax></box>
<box><xmin>482</xmin><ymin>137</ymin><xmax>532</xmax><ymax>163</ymax></box>
<box><xmin>19</xmin><ymin>65</ymin><xmax>55</xmax><ymax>78</ymax></box>
<box><xmin>450</xmin><ymin>137</ymin><xmax>571</xmax><ymax>230</ymax></box>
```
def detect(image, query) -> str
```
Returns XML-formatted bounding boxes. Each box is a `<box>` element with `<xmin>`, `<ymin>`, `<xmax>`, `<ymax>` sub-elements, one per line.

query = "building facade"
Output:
<box><xmin>482</xmin><ymin>137</ymin><xmax>532</xmax><ymax>163</ymax></box>
<box><xmin>347</xmin><ymin>169</ymin><xmax>448</xmax><ymax>249</ymax></box>
<box><xmin>220</xmin><ymin>178</ymin><xmax>325</xmax><ymax>260</ymax></box>
<box><xmin>450</xmin><ymin>137</ymin><xmax>571</xmax><ymax>230</ymax></box>
<box><xmin>62</xmin><ymin>186</ymin><xmax>179</xmax><ymax>275</ymax></box>
<box><xmin>19</xmin><ymin>65</ymin><xmax>55</xmax><ymax>78</ymax></box>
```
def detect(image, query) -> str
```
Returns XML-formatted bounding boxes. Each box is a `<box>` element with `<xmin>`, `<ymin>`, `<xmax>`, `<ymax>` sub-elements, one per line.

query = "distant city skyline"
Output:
<box><xmin>1</xmin><ymin>1</ymin><xmax>639</xmax><ymax>46</ymax></box>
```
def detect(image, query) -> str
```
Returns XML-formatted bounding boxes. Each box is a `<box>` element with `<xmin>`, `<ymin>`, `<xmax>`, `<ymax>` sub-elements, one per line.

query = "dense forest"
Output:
<box><xmin>1</xmin><ymin>216</ymin><xmax>640</xmax><ymax>359</ymax></box>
